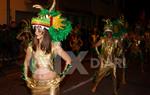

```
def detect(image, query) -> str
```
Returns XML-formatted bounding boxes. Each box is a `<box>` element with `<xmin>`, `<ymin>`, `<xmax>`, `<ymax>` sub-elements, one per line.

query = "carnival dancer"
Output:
<box><xmin>144</xmin><ymin>31</ymin><xmax>150</xmax><ymax>64</ymax></box>
<box><xmin>16</xmin><ymin>19</ymin><xmax>33</xmax><ymax>55</ymax></box>
<box><xmin>91</xmin><ymin>19</ymin><xmax>122</xmax><ymax>95</ymax></box>
<box><xmin>90</xmin><ymin>26</ymin><xmax>100</xmax><ymax>57</ymax></box>
<box><xmin>69</xmin><ymin>24</ymin><xmax>83</xmax><ymax>54</ymax></box>
<box><xmin>69</xmin><ymin>33</ymin><xmax>83</xmax><ymax>54</ymax></box>
<box><xmin>112</xmin><ymin>15</ymin><xmax>129</xmax><ymax>84</ymax></box>
<box><xmin>129</xmin><ymin>32</ymin><xmax>144</xmax><ymax>72</ymax></box>
<box><xmin>23</xmin><ymin>0</ymin><xmax>72</xmax><ymax>95</ymax></box>
<box><xmin>90</xmin><ymin>27</ymin><xmax>100</xmax><ymax>48</ymax></box>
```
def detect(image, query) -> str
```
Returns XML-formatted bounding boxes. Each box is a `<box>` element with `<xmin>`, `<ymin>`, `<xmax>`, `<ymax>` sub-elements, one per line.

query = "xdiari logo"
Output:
<box><xmin>54</xmin><ymin>51</ymin><xmax>127</xmax><ymax>75</ymax></box>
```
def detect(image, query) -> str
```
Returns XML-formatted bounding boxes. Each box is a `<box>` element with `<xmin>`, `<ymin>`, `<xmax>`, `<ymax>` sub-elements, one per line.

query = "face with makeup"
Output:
<box><xmin>34</xmin><ymin>26</ymin><xmax>45</xmax><ymax>40</ymax></box>
<box><xmin>106</xmin><ymin>31</ymin><xmax>113</xmax><ymax>38</ymax></box>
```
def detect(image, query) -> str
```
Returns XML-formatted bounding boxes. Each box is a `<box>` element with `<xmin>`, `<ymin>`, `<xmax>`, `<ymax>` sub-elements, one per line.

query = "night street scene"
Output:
<box><xmin>0</xmin><ymin>0</ymin><xmax>150</xmax><ymax>95</ymax></box>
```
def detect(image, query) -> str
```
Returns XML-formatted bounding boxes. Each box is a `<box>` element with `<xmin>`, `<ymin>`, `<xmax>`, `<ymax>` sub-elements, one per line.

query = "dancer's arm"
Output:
<box><xmin>53</xmin><ymin>43</ymin><xmax>72</xmax><ymax>79</ymax></box>
<box><xmin>95</xmin><ymin>38</ymin><xmax>103</xmax><ymax>47</ymax></box>
<box><xmin>24</xmin><ymin>46</ymin><xmax>32</xmax><ymax>80</ymax></box>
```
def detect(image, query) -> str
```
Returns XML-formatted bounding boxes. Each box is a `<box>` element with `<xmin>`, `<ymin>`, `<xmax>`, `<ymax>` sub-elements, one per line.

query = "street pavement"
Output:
<box><xmin>0</xmin><ymin>53</ymin><xmax>150</xmax><ymax>95</ymax></box>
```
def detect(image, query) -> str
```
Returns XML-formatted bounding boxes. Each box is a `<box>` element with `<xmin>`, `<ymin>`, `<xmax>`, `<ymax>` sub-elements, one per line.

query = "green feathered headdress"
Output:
<box><xmin>31</xmin><ymin>9</ymin><xmax>72</xmax><ymax>42</ymax></box>
<box><xmin>112</xmin><ymin>15</ymin><xmax>127</xmax><ymax>38</ymax></box>
<box><xmin>102</xmin><ymin>17</ymin><xmax>128</xmax><ymax>38</ymax></box>
<box><xmin>103</xmin><ymin>19</ymin><xmax>113</xmax><ymax>32</ymax></box>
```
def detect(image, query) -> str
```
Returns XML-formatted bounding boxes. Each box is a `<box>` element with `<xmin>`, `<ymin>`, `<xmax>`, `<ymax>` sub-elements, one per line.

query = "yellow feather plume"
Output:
<box><xmin>53</xmin><ymin>15</ymin><xmax>65</xmax><ymax>30</ymax></box>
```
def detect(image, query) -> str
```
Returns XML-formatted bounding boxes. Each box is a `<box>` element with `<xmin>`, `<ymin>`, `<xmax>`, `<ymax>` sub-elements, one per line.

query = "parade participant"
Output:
<box><xmin>90</xmin><ymin>27</ymin><xmax>100</xmax><ymax>47</ymax></box>
<box><xmin>129</xmin><ymin>32</ymin><xmax>144</xmax><ymax>72</ymax></box>
<box><xmin>16</xmin><ymin>19</ymin><xmax>33</xmax><ymax>54</ymax></box>
<box><xmin>112</xmin><ymin>15</ymin><xmax>129</xmax><ymax>84</ymax></box>
<box><xmin>69</xmin><ymin>33</ymin><xmax>83</xmax><ymax>54</ymax></box>
<box><xmin>89</xmin><ymin>26</ymin><xmax>100</xmax><ymax>57</ymax></box>
<box><xmin>69</xmin><ymin>24</ymin><xmax>83</xmax><ymax>54</ymax></box>
<box><xmin>91</xmin><ymin>19</ymin><xmax>122</xmax><ymax>95</ymax></box>
<box><xmin>23</xmin><ymin>0</ymin><xmax>72</xmax><ymax>95</ymax></box>
<box><xmin>143</xmin><ymin>31</ymin><xmax>150</xmax><ymax>64</ymax></box>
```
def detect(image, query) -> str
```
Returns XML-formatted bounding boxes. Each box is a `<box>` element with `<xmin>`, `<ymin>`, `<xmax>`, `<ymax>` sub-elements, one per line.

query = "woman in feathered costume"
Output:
<box><xmin>91</xmin><ymin>19</ymin><xmax>123</xmax><ymax>95</ymax></box>
<box><xmin>23</xmin><ymin>0</ymin><xmax>72</xmax><ymax>95</ymax></box>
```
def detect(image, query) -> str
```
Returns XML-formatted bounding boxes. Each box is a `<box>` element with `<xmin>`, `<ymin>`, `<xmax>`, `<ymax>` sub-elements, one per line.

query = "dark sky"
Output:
<box><xmin>29</xmin><ymin>0</ymin><xmax>149</xmax><ymax>19</ymax></box>
<box><xmin>124</xmin><ymin>0</ymin><xmax>149</xmax><ymax>16</ymax></box>
<box><xmin>122</xmin><ymin>0</ymin><xmax>149</xmax><ymax>23</ymax></box>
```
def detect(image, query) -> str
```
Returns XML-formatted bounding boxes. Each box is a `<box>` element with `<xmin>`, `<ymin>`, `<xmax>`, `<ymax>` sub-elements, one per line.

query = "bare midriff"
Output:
<box><xmin>33</xmin><ymin>68</ymin><xmax>57</xmax><ymax>80</ymax></box>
